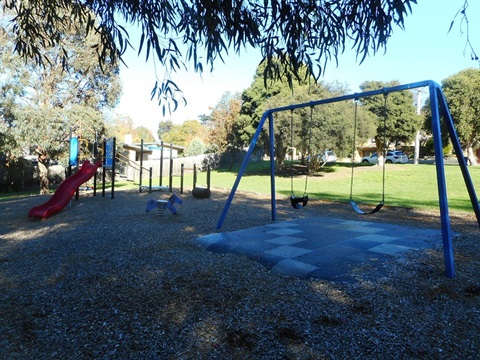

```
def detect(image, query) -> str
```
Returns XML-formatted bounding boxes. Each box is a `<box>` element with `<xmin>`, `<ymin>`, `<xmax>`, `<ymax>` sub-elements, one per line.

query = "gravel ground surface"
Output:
<box><xmin>1</xmin><ymin>186</ymin><xmax>479</xmax><ymax>359</ymax></box>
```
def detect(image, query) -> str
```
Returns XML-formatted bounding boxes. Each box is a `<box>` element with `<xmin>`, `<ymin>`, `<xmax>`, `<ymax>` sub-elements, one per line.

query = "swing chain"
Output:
<box><xmin>381</xmin><ymin>93</ymin><xmax>388</xmax><ymax>203</ymax></box>
<box><xmin>304</xmin><ymin>106</ymin><xmax>314</xmax><ymax>195</ymax></box>
<box><xmin>349</xmin><ymin>93</ymin><xmax>388</xmax><ymax>215</ymax></box>
<box><xmin>350</xmin><ymin>98</ymin><xmax>359</xmax><ymax>201</ymax></box>
<box><xmin>289</xmin><ymin>106</ymin><xmax>314</xmax><ymax>209</ymax></box>
<box><xmin>290</xmin><ymin>109</ymin><xmax>295</xmax><ymax>196</ymax></box>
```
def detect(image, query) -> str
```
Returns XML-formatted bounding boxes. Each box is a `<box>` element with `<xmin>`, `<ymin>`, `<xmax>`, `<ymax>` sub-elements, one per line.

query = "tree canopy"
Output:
<box><xmin>3</xmin><ymin>0</ymin><xmax>420</xmax><ymax>112</ymax></box>
<box><xmin>423</xmin><ymin>68</ymin><xmax>480</xmax><ymax>165</ymax></box>
<box><xmin>442</xmin><ymin>68</ymin><xmax>480</xmax><ymax>161</ymax></box>
<box><xmin>0</xmin><ymin>9</ymin><xmax>121</xmax><ymax>193</ymax></box>
<box><xmin>359</xmin><ymin>80</ymin><xmax>421</xmax><ymax>161</ymax></box>
<box><xmin>207</xmin><ymin>92</ymin><xmax>244</xmax><ymax>169</ymax></box>
<box><xmin>238</xmin><ymin>62</ymin><xmax>378</xmax><ymax>169</ymax></box>
<box><xmin>160</xmin><ymin>120</ymin><xmax>208</xmax><ymax>147</ymax></box>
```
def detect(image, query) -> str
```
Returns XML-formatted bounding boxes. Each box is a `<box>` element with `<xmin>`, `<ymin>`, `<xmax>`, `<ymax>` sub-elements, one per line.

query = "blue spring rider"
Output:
<box><xmin>146</xmin><ymin>193</ymin><xmax>183</xmax><ymax>215</ymax></box>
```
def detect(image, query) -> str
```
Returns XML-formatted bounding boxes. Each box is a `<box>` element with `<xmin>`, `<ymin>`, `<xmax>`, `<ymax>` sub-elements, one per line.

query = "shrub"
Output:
<box><xmin>424</xmin><ymin>139</ymin><xmax>453</xmax><ymax>156</ymax></box>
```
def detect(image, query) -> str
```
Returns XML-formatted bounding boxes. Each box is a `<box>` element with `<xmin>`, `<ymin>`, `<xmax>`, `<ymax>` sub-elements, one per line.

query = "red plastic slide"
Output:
<box><xmin>28</xmin><ymin>160</ymin><xmax>103</xmax><ymax>219</ymax></box>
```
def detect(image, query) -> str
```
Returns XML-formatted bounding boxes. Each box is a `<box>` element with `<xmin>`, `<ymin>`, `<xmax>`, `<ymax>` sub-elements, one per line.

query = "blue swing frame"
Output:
<box><xmin>216</xmin><ymin>80</ymin><xmax>480</xmax><ymax>279</ymax></box>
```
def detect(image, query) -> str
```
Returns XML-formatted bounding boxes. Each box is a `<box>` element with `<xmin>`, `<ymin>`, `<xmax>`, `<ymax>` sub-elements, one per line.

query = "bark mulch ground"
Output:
<box><xmin>1</xmin><ymin>187</ymin><xmax>479</xmax><ymax>359</ymax></box>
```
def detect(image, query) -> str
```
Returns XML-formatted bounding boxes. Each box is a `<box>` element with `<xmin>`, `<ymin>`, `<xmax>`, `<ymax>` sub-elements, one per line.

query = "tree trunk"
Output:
<box><xmin>352</xmin><ymin>148</ymin><xmax>361</xmax><ymax>163</ymax></box>
<box><xmin>227</xmin><ymin>152</ymin><xmax>235</xmax><ymax>171</ymax></box>
<box><xmin>37</xmin><ymin>151</ymin><xmax>50</xmax><ymax>195</ymax></box>
<box><xmin>275</xmin><ymin>145</ymin><xmax>287</xmax><ymax>170</ymax></box>
<box><xmin>467</xmin><ymin>146</ymin><xmax>478</xmax><ymax>166</ymax></box>
<box><xmin>375</xmin><ymin>136</ymin><xmax>385</xmax><ymax>167</ymax></box>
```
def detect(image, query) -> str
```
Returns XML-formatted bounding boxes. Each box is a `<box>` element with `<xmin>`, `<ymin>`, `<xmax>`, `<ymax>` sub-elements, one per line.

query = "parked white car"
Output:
<box><xmin>361</xmin><ymin>150</ymin><xmax>409</xmax><ymax>164</ymax></box>
<box><xmin>321</xmin><ymin>150</ymin><xmax>337</xmax><ymax>163</ymax></box>
<box><xmin>307</xmin><ymin>151</ymin><xmax>337</xmax><ymax>164</ymax></box>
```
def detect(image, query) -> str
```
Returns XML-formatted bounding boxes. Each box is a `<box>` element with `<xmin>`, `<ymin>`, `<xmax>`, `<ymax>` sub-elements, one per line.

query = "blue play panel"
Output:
<box><xmin>197</xmin><ymin>217</ymin><xmax>441</xmax><ymax>282</ymax></box>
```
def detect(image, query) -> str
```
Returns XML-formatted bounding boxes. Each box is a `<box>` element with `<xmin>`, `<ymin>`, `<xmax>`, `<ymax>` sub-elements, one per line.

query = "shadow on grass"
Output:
<box><xmin>216</xmin><ymin>160</ymin><xmax>342</xmax><ymax>178</ymax></box>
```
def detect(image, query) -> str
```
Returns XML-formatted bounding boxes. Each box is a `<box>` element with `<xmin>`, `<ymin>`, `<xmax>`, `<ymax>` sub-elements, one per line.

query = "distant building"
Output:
<box><xmin>358</xmin><ymin>138</ymin><xmax>377</xmax><ymax>157</ymax></box>
<box><xmin>122</xmin><ymin>142</ymin><xmax>185</xmax><ymax>162</ymax></box>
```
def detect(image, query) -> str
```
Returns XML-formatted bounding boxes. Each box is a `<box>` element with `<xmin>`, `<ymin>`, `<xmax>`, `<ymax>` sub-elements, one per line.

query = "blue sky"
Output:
<box><xmin>116</xmin><ymin>0</ymin><xmax>480</xmax><ymax>135</ymax></box>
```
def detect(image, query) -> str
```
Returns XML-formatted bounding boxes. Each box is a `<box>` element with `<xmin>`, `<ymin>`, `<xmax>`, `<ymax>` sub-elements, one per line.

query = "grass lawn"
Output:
<box><xmin>191</xmin><ymin>160</ymin><xmax>479</xmax><ymax>213</ymax></box>
<box><xmin>3</xmin><ymin>160</ymin><xmax>479</xmax><ymax>214</ymax></box>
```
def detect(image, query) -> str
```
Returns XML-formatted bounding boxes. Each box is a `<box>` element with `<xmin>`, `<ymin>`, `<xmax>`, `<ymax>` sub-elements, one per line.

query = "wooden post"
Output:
<box><xmin>169</xmin><ymin>158</ymin><xmax>173</xmax><ymax>192</ymax></box>
<box><xmin>180</xmin><ymin>163</ymin><xmax>184</xmax><ymax>194</ymax></box>
<box><xmin>139</xmin><ymin>139</ymin><xmax>144</xmax><ymax>193</ymax></box>
<box><xmin>193</xmin><ymin>164</ymin><xmax>197</xmax><ymax>188</ymax></box>
<box><xmin>149</xmin><ymin>167</ymin><xmax>152</xmax><ymax>193</ymax></box>
<box><xmin>159</xmin><ymin>140</ymin><xmax>164</xmax><ymax>186</ymax></box>
<box><xmin>111</xmin><ymin>137</ymin><xmax>116</xmax><ymax>199</ymax></box>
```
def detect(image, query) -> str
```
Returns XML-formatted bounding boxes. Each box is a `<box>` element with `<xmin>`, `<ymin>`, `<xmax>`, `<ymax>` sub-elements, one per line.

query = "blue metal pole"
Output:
<box><xmin>216</xmin><ymin>78</ymin><xmax>478</xmax><ymax>256</ymax></box>
<box><xmin>436</xmin><ymin>89</ymin><xmax>480</xmax><ymax>227</ymax></box>
<box><xmin>265</xmin><ymin>80</ymin><xmax>435</xmax><ymax>115</ymax></box>
<box><xmin>216</xmin><ymin>81</ymin><xmax>435</xmax><ymax>229</ymax></box>
<box><xmin>429</xmin><ymin>83</ymin><xmax>455</xmax><ymax>278</ymax></box>
<box><xmin>268</xmin><ymin>113</ymin><xmax>277</xmax><ymax>221</ymax></box>
<box><xmin>216</xmin><ymin>112</ymin><xmax>271</xmax><ymax>229</ymax></box>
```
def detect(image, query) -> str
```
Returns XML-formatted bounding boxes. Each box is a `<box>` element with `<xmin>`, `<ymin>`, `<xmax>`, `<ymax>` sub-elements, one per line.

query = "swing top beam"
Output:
<box><xmin>261</xmin><ymin>80</ymin><xmax>430</xmax><ymax>115</ymax></box>
<box><xmin>216</xmin><ymin>80</ymin><xmax>480</xmax><ymax>279</ymax></box>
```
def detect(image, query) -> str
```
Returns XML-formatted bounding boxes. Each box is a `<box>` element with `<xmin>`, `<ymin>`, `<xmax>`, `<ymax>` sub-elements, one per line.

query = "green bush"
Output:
<box><xmin>424</xmin><ymin>139</ymin><xmax>453</xmax><ymax>156</ymax></box>
<box><xmin>184</xmin><ymin>137</ymin><xmax>206</xmax><ymax>156</ymax></box>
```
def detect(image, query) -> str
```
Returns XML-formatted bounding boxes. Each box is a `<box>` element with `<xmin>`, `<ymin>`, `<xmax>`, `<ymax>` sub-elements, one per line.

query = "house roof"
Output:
<box><xmin>123</xmin><ymin>143</ymin><xmax>185</xmax><ymax>153</ymax></box>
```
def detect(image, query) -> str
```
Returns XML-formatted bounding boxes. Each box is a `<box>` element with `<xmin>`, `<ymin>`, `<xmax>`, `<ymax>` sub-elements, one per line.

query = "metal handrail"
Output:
<box><xmin>116</xmin><ymin>153</ymin><xmax>151</xmax><ymax>171</ymax></box>
<box><xmin>116</xmin><ymin>153</ymin><xmax>152</xmax><ymax>192</ymax></box>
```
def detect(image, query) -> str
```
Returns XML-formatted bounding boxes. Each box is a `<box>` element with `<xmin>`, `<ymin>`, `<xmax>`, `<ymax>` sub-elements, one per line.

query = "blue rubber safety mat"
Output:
<box><xmin>197</xmin><ymin>217</ymin><xmax>441</xmax><ymax>282</ymax></box>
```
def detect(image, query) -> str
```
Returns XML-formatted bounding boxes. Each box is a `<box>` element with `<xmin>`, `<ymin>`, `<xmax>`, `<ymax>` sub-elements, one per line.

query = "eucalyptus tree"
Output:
<box><xmin>4</xmin><ymin>0</ymin><xmax>422</xmax><ymax>114</ymax></box>
<box><xmin>239</xmin><ymin>62</ymin><xmax>376</xmax><ymax>168</ymax></box>
<box><xmin>359</xmin><ymin>80</ymin><xmax>421</xmax><ymax>165</ymax></box>
<box><xmin>161</xmin><ymin>120</ymin><xmax>207</xmax><ymax>146</ymax></box>
<box><xmin>157</xmin><ymin>120</ymin><xmax>174</xmax><ymax>140</ymax></box>
<box><xmin>442</xmin><ymin>68</ymin><xmax>480</xmax><ymax>165</ymax></box>
<box><xmin>207</xmin><ymin>92</ymin><xmax>244</xmax><ymax>170</ymax></box>
<box><xmin>239</xmin><ymin>62</ymin><xmax>312</xmax><ymax>168</ymax></box>
<box><xmin>0</xmin><ymin>12</ymin><xmax>121</xmax><ymax>193</ymax></box>
<box><xmin>423</xmin><ymin>68</ymin><xmax>480</xmax><ymax>165</ymax></box>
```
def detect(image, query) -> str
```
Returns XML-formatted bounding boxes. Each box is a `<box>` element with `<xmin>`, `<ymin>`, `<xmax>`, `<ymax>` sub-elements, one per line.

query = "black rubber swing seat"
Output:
<box><xmin>348</xmin><ymin>95</ymin><xmax>388</xmax><ymax>216</ymax></box>
<box><xmin>291</xmin><ymin>194</ymin><xmax>308</xmax><ymax>209</ymax></box>
<box><xmin>349</xmin><ymin>200</ymin><xmax>384</xmax><ymax>215</ymax></box>
<box><xmin>192</xmin><ymin>187</ymin><xmax>211</xmax><ymax>198</ymax></box>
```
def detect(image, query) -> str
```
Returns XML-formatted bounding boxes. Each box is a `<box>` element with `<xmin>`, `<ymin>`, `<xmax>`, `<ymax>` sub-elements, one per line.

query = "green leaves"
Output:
<box><xmin>441</xmin><ymin>68</ymin><xmax>480</xmax><ymax>150</ymax></box>
<box><xmin>6</xmin><ymin>0</ymin><xmax>419</xmax><ymax>113</ymax></box>
<box><xmin>0</xmin><ymin>9</ymin><xmax>120</xmax><ymax>168</ymax></box>
<box><xmin>150</xmin><ymin>79</ymin><xmax>187</xmax><ymax>117</ymax></box>
<box><xmin>360</xmin><ymin>80</ymin><xmax>420</xmax><ymax>146</ymax></box>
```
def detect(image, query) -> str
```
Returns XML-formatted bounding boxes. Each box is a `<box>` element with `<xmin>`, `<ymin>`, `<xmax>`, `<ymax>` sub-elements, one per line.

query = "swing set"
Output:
<box><xmin>216</xmin><ymin>80</ymin><xmax>480</xmax><ymax>279</ymax></box>
<box><xmin>288</xmin><ymin>96</ymin><xmax>388</xmax><ymax>214</ymax></box>
<box><xmin>288</xmin><ymin>107</ymin><xmax>313</xmax><ymax>209</ymax></box>
<box><xmin>349</xmin><ymin>95</ymin><xmax>388</xmax><ymax>215</ymax></box>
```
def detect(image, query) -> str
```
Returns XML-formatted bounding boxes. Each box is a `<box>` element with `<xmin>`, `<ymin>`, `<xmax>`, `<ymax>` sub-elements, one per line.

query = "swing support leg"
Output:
<box><xmin>216</xmin><ymin>81</ymin><xmax>479</xmax><ymax>281</ymax></box>
<box><xmin>430</xmin><ymin>86</ymin><xmax>455</xmax><ymax>278</ymax></box>
<box><xmin>216</xmin><ymin>111</ymin><xmax>279</xmax><ymax>229</ymax></box>
<box><xmin>268</xmin><ymin>113</ymin><xmax>277</xmax><ymax>221</ymax></box>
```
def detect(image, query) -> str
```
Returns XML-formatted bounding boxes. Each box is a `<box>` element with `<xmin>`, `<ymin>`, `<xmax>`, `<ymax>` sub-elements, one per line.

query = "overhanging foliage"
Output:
<box><xmin>4</xmin><ymin>0</ymin><xmax>419</xmax><ymax>113</ymax></box>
